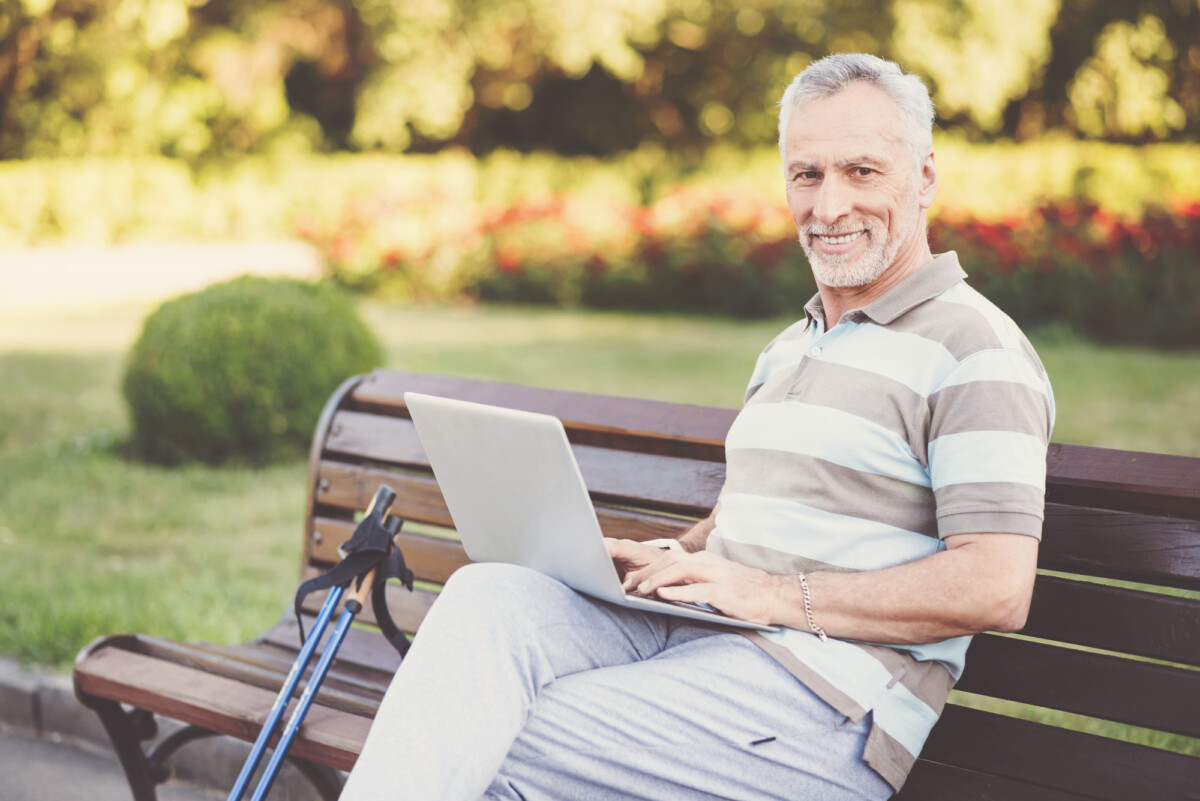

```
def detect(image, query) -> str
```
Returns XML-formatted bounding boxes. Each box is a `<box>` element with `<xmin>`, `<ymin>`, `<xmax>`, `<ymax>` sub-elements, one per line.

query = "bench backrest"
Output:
<box><xmin>301</xmin><ymin>369</ymin><xmax>1200</xmax><ymax>801</ymax></box>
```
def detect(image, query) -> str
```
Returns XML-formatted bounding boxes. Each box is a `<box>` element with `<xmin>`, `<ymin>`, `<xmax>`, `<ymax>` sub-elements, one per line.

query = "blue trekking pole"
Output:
<box><xmin>227</xmin><ymin>485</ymin><xmax>405</xmax><ymax>801</ymax></box>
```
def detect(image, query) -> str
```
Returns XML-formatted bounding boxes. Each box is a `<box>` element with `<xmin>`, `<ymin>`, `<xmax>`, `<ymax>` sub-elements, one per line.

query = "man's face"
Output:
<box><xmin>782</xmin><ymin>82</ymin><xmax>935</xmax><ymax>288</ymax></box>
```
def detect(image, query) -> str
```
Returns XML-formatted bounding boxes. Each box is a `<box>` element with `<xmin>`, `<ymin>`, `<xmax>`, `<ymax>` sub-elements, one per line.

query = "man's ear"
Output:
<box><xmin>918</xmin><ymin>152</ymin><xmax>938</xmax><ymax>209</ymax></box>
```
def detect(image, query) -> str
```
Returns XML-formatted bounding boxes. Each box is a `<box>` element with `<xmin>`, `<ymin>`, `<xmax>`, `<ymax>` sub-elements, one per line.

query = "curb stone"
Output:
<box><xmin>0</xmin><ymin>657</ymin><xmax>333</xmax><ymax>801</ymax></box>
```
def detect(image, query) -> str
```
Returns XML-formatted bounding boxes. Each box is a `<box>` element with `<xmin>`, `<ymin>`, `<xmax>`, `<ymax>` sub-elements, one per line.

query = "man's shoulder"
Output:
<box><xmin>890</xmin><ymin>278</ymin><xmax>1039</xmax><ymax>366</ymax></box>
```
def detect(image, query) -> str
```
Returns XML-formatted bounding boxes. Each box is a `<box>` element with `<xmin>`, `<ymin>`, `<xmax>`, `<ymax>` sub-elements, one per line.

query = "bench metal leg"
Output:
<box><xmin>82</xmin><ymin>699</ymin><xmax>344</xmax><ymax>801</ymax></box>
<box><xmin>85</xmin><ymin>698</ymin><xmax>161</xmax><ymax>801</ymax></box>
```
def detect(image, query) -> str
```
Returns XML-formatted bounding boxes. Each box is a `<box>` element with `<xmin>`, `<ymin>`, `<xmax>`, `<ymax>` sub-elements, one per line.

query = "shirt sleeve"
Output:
<box><xmin>926</xmin><ymin>347</ymin><xmax>1055</xmax><ymax>539</ymax></box>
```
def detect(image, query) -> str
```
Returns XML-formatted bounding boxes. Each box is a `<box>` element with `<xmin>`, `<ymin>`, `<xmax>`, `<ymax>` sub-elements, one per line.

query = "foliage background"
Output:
<box><xmin>5</xmin><ymin>1</ymin><xmax>1199</xmax><ymax>346</ymax></box>
<box><xmin>3</xmin><ymin>0</ymin><xmax>1199</xmax><ymax>162</ymax></box>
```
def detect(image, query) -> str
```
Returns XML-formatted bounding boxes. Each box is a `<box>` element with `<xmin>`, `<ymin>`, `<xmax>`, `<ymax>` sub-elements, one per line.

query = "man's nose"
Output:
<box><xmin>812</xmin><ymin>178</ymin><xmax>852</xmax><ymax>225</ymax></box>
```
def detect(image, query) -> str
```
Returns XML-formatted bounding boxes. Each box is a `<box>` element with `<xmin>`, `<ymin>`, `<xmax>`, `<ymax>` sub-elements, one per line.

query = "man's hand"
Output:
<box><xmin>615</xmin><ymin>547</ymin><xmax>784</xmax><ymax>626</ymax></box>
<box><xmin>604</xmin><ymin>538</ymin><xmax>671</xmax><ymax>581</ymax></box>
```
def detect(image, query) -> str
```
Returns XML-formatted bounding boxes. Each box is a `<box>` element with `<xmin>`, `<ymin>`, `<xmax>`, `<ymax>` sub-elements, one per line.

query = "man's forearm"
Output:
<box><xmin>771</xmin><ymin>533</ymin><xmax>1039</xmax><ymax>644</ymax></box>
<box><xmin>676</xmin><ymin>506</ymin><xmax>719</xmax><ymax>553</ymax></box>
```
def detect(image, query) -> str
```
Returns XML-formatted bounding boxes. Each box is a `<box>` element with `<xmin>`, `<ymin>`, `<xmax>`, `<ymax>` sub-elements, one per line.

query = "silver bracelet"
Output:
<box><xmin>797</xmin><ymin>572</ymin><xmax>828</xmax><ymax>642</ymax></box>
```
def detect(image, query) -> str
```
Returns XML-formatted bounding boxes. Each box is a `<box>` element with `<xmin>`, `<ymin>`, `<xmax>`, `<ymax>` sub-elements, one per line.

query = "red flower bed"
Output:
<box><xmin>298</xmin><ymin>188</ymin><xmax>1200</xmax><ymax>347</ymax></box>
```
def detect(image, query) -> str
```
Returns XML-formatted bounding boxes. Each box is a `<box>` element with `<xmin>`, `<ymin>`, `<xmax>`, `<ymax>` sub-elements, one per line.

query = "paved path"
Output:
<box><xmin>0</xmin><ymin>623</ymin><xmax>330</xmax><ymax>800</ymax></box>
<box><xmin>0</xmin><ymin>727</ymin><xmax>220</xmax><ymax>801</ymax></box>
<box><xmin>0</xmin><ymin>241</ymin><xmax>322</xmax><ymax>314</ymax></box>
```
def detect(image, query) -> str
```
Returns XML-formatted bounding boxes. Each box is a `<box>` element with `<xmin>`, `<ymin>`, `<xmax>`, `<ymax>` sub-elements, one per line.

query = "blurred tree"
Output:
<box><xmin>452</xmin><ymin>0</ymin><xmax>898</xmax><ymax>155</ymax></box>
<box><xmin>1</xmin><ymin>0</ymin><xmax>1196</xmax><ymax>160</ymax></box>
<box><xmin>1067</xmin><ymin>14</ymin><xmax>1186</xmax><ymax>139</ymax></box>
<box><xmin>1007</xmin><ymin>0</ymin><xmax>1199</xmax><ymax>142</ymax></box>
<box><xmin>891</xmin><ymin>0</ymin><xmax>1061</xmax><ymax>136</ymax></box>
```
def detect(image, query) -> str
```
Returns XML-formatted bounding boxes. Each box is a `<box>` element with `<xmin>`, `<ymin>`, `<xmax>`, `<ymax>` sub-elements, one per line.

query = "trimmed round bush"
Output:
<box><xmin>124</xmin><ymin>276</ymin><xmax>382</xmax><ymax>465</ymax></box>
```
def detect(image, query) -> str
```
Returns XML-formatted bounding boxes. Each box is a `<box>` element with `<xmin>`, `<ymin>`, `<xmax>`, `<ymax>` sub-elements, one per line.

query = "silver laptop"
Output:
<box><xmin>404</xmin><ymin>391</ymin><xmax>777</xmax><ymax>632</ymax></box>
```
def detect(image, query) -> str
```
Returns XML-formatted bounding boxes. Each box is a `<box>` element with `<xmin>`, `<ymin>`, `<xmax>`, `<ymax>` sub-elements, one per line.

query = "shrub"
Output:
<box><xmin>123</xmin><ymin>276</ymin><xmax>382</xmax><ymax>465</ymax></box>
<box><xmin>930</xmin><ymin>200</ymin><xmax>1200</xmax><ymax>348</ymax></box>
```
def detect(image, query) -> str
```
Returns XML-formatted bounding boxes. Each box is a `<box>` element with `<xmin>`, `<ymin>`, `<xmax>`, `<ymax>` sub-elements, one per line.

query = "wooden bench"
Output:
<box><xmin>74</xmin><ymin>368</ymin><xmax>1200</xmax><ymax>800</ymax></box>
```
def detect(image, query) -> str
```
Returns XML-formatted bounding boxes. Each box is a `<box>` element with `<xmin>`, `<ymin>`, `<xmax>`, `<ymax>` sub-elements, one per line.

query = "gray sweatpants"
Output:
<box><xmin>340</xmin><ymin>562</ymin><xmax>892</xmax><ymax>801</ymax></box>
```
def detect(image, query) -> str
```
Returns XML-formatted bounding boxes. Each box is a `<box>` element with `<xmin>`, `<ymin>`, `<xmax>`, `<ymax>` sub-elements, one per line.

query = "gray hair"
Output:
<box><xmin>778</xmin><ymin>53</ymin><xmax>934</xmax><ymax>166</ymax></box>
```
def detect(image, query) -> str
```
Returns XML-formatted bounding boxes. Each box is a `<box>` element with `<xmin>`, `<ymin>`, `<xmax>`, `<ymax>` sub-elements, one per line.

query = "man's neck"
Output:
<box><xmin>816</xmin><ymin>231</ymin><xmax>933</xmax><ymax>328</ymax></box>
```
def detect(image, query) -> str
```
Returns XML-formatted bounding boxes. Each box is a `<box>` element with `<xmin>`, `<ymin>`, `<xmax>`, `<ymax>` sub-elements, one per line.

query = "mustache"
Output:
<box><xmin>801</xmin><ymin>222</ymin><xmax>874</xmax><ymax>237</ymax></box>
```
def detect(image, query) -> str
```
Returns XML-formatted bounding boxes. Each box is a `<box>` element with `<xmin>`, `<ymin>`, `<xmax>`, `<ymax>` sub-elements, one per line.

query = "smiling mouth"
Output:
<box><xmin>813</xmin><ymin>230</ymin><xmax>865</xmax><ymax>246</ymax></box>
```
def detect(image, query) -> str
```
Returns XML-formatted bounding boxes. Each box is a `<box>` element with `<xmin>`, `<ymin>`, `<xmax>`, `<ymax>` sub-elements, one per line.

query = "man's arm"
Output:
<box><xmin>624</xmin><ymin>530</ymin><xmax>1038</xmax><ymax>644</ymax></box>
<box><xmin>676</xmin><ymin>506</ymin><xmax>718</xmax><ymax>552</ymax></box>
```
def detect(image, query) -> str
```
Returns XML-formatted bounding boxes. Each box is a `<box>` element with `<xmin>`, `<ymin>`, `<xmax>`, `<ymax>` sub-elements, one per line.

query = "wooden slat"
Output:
<box><xmin>921</xmin><ymin>704</ymin><xmax>1200</xmax><ymax>801</ymax></box>
<box><xmin>310</xmin><ymin>518</ymin><xmax>470</xmax><ymax>584</ymax></box>
<box><xmin>319</xmin><ymin>412</ymin><xmax>724</xmax><ymax>513</ymax></box>
<box><xmin>298</xmin><ymin>574</ymin><xmax>439</xmax><ymax>636</ymax></box>
<box><xmin>323</xmin><ymin>411</ymin><xmax>427</xmax><ymax>467</ymax></box>
<box><xmin>211</xmin><ymin>638</ymin><xmax>395</xmax><ymax>701</ymax></box>
<box><xmin>262</xmin><ymin>617</ymin><xmax>405</xmax><ymax>677</ymax></box>
<box><xmin>322</xmin><ymin>413</ymin><xmax>726</xmax><ymax>516</ymax></box>
<box><xmin>311</xmin><ymin>469</ymin><xmax>1200</xmax><ymax>591</ymax></box>
<box><xmin>349</xmin><ymin>369</ymin><xmax>736</xmax><ymax>461</ymax></box>
<box><xmin>956</xmin><ymin>634</ymin><xmax>1200</xmax><ymax>738</ymax></box>
<box><xmin>347</xmin><ymin>371</ymin><xmax>1200</xmax><ymax>518</ymax></box>
<box><xmin>312</xmin><ymin>517</ymin><xmax>678</xmax><ymax>583</ymax></box>
<box><xmin>126</xmin><ymin>636</ymin><xmax>387</xmax><ymax>718</ymax></box>
<box><xmin>75</xmin><ymin>647</ymin><xmax>372</xmax><ymax>771</ymax></box>
<box><xmin>1022</xmin><ymin>575</ymin><xmax>1200</xmax><ymax>667</ymax></box>
<box><xmin>310</xmin><ymin>488</ymin><xmax>690</xmax><ymax>570</ymax></box>
<box><xmin>1040</xmin><ymin>504</ymin><xmax>1200</xmax><ymax>591</ymax></box>
<box><xmin>304</xmin><ymin>514</ymin><xmax>1200</xmax><ymax>667</ymax></box>
<box><xmin>899</xmin><ymin>761</ymin><xmax>1094</xmax><ymax>801</ymax></box>
<box><xmin>316</xmin><ymin>467</ymin><xmax>452</xmax><ymax>528</ymax></box>
<box><xmin>1045</xmin><ymin>442</ymin><xmax>1200</xmax><ymax>520</ymax></box>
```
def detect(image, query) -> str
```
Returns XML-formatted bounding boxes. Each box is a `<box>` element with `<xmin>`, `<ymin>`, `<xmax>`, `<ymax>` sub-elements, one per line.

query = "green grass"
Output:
<box><xmin>1</xmin><ymin>298</ymin><xmax>1198</xmax><ymax>759</ymax></box>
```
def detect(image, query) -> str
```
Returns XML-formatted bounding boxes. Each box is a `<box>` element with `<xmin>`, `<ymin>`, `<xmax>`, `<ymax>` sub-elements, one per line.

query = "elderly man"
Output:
<box><xmin>342</xmin><ymin>53</ymin><xmax>1054</xmax><ymax>800</ymax></box>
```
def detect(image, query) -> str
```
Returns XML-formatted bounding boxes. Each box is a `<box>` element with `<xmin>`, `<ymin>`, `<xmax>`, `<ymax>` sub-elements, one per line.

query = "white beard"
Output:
<box><xmin>799</xmin><ymin>197</ymin><xmax>921</xmax><ymax>289</ymax></box>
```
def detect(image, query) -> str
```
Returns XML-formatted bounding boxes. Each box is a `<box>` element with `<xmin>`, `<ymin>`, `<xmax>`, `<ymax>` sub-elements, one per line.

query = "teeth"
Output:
<box><xmin>816</xmin><ymin>232</ymin><xmax>862</xmax><ymax>245</ymax></box>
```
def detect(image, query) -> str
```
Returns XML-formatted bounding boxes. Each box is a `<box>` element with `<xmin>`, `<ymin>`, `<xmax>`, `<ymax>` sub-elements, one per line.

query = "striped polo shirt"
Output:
<box><xmin>707</xmin><ymin>252</ymin><xmax>1055</xmax><ymax>792</ymax></box>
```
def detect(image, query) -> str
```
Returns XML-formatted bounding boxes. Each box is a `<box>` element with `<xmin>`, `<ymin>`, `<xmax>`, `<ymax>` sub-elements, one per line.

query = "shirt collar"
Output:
<box><xmin>803</xmin><ymin>252</ymin><xmax>966</xmax><ymax>327</ymax></box>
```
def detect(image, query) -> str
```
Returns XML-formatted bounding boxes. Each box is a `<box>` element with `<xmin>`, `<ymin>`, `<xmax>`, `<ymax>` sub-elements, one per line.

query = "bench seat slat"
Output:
<box><xmin>261</xmin><ymin>616</ymin><xmax>405</xmax><ymax>678</ymax></box>
<box><xmin>1045</xmin><ymin>442</ymin><xmax>1200</xmax><ymax>520</ymax></box>
<box><xmin>349</xmin><ymin>371</ymin><xmax>1200</xmax><ymax>518</ymax></box>
<box><xmin>74</xmin><ymin>647</ymin><xmax>373</xmax><ymax>772</ymax></box>
<box><xmin>298</xmin><ymin>575</ymin><xmax>438</xmax><ymax>637</ymax></box>
<box><xmin>1022</xmin><ymin>575</ymin><xmax>1200</xmax><ymax>667</ymax></box>
<box><xmin>350</xmin><ymin>369</ymin><xmax>735</xmax><ymax>461</ymax></box>
<box><xmin>922</xmin><ymin>704</ymin><xmax>1200</xmax><ymax>801</ymax></box>
<box><xmin>312</xmin><ymin>478</ymin><xmax>1200</xmax><ymax>593</ymax></box>
<box><xmin>311</xmin><ymin>518</ymin><xmax>684</xmax><ymax>584</ymax></box>
<box><xmin>957</xmin><ymin>633</ymin><xmax>1200</xmax><ymax>738</ymax></box>
<box><xmin>322</xmin><ymin>415</ymin><xmax>725</xmax><ymax>516</ymax></box>
<box><xmin>304</xmin><ymin>530</ymin><xmax>1200</xmax><ymax>671</ymax></box>
<box><xmin>311</xmin><ymin>518</ymin><xmax>471</xmax><ymax>583</ymax></box>
<box><xmin>313</xmin><ymin>469</ymin><xmax>691</xmax><ymax>563</ymax></box>
<box><xmin>123</xmin><ymin>635</ymin><xmax>388</xmax><ymax>717</ymax></box>
<box><xmin>1039</xmin><ymin>505</ymin><xmax>1200</xmax><ymax>591</ymax></box>
<box><xmin>899</xmin><ymin>761</ymin><xmax>1096</xmax><ymax>801</ymax></box>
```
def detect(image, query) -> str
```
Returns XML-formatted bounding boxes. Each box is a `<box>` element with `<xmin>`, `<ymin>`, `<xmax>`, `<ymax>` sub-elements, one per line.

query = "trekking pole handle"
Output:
<box><xmin>365</xmin><ymin>485</ymin><xmax>397</xmax><ymax>519</ymax></box>
<box><xmin>346</xmin><ymin>560</ymin><xmax>378</xmax><ymax>608</ymax></box>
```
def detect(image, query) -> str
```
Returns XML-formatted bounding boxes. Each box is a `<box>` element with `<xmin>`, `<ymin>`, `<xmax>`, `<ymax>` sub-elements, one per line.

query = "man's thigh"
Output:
<box><xmin>486</xmin><ymin>631</ymin><xmax>893</xmax><ymax>801</ymax></box>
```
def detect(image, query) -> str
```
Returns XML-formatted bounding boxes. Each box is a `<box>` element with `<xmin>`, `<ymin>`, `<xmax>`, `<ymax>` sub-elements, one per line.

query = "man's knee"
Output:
<box><xmin>433</xmin><ymin>562</ymin><xmax>571</xmax><ymax>623</ymax></box>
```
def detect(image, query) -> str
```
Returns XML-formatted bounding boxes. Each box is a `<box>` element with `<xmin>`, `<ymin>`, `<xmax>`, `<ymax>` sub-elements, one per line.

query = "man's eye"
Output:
<box><xmin>856</xmin><ymin>167</ymin><xmax>874</xmax><ymax>177</ymax></box>
<box><xmin>797</xmin><ymin>171</ymin><xmax>820</xmax><ymax>181</ymax></box>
